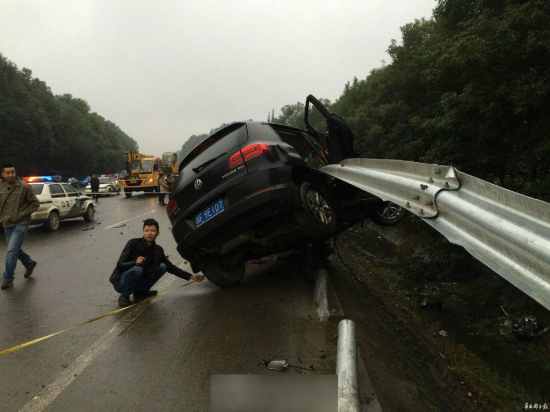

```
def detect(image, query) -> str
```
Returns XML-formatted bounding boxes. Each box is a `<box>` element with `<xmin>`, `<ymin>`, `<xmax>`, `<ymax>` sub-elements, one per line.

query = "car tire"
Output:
<box><xmin>370</xmin><ymin>202</ymin><xmax>407</xmax><ymax>226</ymax></box>
<box><xmin>107</xmin><ymin>187</ymin><xmax>113</xmax><ymax>197</ymax></box>
<box><xmin>83</xmin><ymin>204</ymin><xmax>95</xmax><ymax>222</ymax></box>
<box><xmin>125</xmin><ymin>191</ymin><xmax>132</xmax><ymax>198</ymax></box>
<box><xmin>202</xmin><ymin>255</ymin><xmax>245</xmax><ymax>287</ymax></box>
<box><xmin>294</xmin><ymin>182</ymin><xmax>338</xmax><ymax>239</ymax></box>
<box><xmin>44</xmin><ymin>211</ymin><xmax>60</xmax><ymax>231</ymax></box>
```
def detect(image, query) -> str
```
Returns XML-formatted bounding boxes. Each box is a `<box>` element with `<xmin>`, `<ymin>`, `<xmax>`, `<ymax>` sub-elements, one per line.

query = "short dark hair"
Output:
<box><xmin>143</xmin><ymin>218</ymin><xmax>159</xmax><ymax>230</ymax></box>
<box><xmin>1</xmin><ymin>164</ymin><xmax>15</xmax><ymax>172</ymax></box>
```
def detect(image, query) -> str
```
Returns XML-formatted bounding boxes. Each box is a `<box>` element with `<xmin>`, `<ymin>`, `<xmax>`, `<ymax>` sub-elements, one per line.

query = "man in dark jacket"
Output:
<box><xmin>110</xmin><ymin>218</ymin><xmax>204</xmax><ymax>307</ymax></box>
<box><xmin>90</xmin><ymin>173</ymin><xmax>100</xmax><ymax>201</ymax></box>
<box><xmin>0</xmin><ymin>164</ymin><xmax>40</xmax><ymax>289</ymax></box>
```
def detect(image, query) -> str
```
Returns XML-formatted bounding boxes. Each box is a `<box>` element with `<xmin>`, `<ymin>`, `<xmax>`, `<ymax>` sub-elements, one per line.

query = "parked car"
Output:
<box><xmin>85</xmin><ymin>177</ymin><xmax>119</xmax><ymax>196</ymax></box>
<box><xmin>79</xmin><ymin>176</ymin><xmax>91</xmax><ymax>187</ymax></box>
<box><xmin>22</xmin><ymin>177</ymin><xmax>96</xmax><ymax>231</ymax></box>
<box><xmin>167</xmin><ymin>95</ymin><xmax>407</xmax><ymax>287</ymax></box>
<box><xmin>67</xmin><ymin>177</ymin><xmax>79</xmax><ymax>189</ymax></box>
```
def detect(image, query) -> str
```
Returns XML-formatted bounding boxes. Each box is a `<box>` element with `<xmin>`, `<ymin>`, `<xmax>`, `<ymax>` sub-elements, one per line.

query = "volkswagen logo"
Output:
<box><xmin>194</xmin><ymin>179</ymin><xmax>202</xmax><ymax>190</ymax></box>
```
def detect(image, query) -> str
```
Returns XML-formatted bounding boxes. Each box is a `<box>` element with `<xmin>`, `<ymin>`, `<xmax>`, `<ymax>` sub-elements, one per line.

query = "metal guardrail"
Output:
<box><xmin>322</xmin><ymin>159</ymin><xmax>550</xmax><ymax>311</ymax></box>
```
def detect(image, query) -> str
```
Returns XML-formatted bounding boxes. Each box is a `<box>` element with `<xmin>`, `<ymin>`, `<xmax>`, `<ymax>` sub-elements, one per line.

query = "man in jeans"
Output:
<box><xmin>0</xmin><ymin>164</ymin><xmax>40</xmax><ymax>289</ymax></box>
<box><xmin>110</xmin><ymin>218</ymin><xmax>204</xmax><ymax>307</ymax></box>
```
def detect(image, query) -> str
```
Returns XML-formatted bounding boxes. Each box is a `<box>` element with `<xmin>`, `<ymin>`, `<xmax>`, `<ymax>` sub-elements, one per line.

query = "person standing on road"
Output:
<box><xmin>90</xmin><ymin>173</ymin><xmax>100</xmax><ymax>201</ymax></box>
<box><xmin>166</xmin><ymin>172</ymin><xmax>175</xmax><ymax>201</ymax></box>
<box><xmin>0</xmin><ymin>164</ymin><xmax>40</xmax><ymax>290</ymax></box>
<box><xmin>110</xmin><ymin>218</ymin><xmax>204</xmax><ymax>307</ymax></box>
<box><xmin>159</xmin><ymin>172</ymin><xmax>169</xmax><ymax>206</ymax></box>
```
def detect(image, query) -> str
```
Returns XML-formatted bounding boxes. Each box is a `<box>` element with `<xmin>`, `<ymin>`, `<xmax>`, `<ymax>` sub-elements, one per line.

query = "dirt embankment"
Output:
<box><xmin>332</xmin><ymin>216</ymin><xmax>550</xmax><ymax>412</ymax></box>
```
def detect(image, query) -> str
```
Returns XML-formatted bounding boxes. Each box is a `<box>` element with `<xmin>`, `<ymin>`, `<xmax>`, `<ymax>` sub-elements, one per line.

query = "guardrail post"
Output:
<box><xmin>313</xmin><ymin>269</ymin><xmax>330</xmax><ymax>321</ymax></box>
<box><xmin>337</xmin><ymin>319</ymin><xmax>360</xmax><ymax>412</ymax></box>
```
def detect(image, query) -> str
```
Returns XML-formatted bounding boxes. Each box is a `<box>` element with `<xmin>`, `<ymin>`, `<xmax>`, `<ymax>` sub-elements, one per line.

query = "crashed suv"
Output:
<box><xmin>168</xmin><ymin>95</ymin><xmax>406</xmax><ymax>287</ymax></box>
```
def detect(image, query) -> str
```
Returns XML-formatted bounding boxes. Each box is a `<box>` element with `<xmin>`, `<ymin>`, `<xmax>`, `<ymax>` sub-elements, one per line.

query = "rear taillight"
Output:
<box><xmin>166</xmin><ymin>199</ymin><xmax>178</xmax><ymax>218</ymax></box>
<box><xmin>228</xmin><ymin>144</ymin><xmax>271</xmax><ymax>168</ymax></box>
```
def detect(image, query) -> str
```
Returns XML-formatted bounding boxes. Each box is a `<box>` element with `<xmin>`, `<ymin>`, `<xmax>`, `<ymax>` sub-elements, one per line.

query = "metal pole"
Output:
<box><xmin>337</xmin><ymin>319</ymin><xmax>360</xmax><ymax>412</ymax></box>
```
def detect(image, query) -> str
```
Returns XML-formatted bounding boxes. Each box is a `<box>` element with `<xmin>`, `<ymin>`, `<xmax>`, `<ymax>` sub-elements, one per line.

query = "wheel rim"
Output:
<box><xmin>50</xmin><ymin>213</ymin><xmax>59</xmax><ymax>229</ymax></box>
<box><xmin>306</xmin><ymin>189</ymin><xmax>332</xmax><ymax>224</ymax></box>
<box><xmin>377</xmin><ymin>203</ymin><xmax>402</xmax><ymax>220</ymax></box>
<box><xmin>87</xmin><ymin>206</ymin><xmax>95</xmax><ymax>220</ymax></box>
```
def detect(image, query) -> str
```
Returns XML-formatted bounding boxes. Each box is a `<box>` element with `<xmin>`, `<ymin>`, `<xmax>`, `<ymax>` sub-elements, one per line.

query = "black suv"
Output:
<box><xmin>168</xmin><ymin>96</ymin><xmax>406</xmax><ymax>286</ymax></box>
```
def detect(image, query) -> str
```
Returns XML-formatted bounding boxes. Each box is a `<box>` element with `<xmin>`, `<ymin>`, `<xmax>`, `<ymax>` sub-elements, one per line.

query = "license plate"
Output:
<box><xmin>195</xmin><ymin>199</ymin><xmax>225</xmax><ymax>227</ymax></box>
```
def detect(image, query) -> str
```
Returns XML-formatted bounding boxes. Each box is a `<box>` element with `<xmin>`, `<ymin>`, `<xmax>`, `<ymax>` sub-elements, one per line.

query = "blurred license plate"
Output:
<box><xmin>195</xmin><ymin>199</ymin><xmax>225</xmax><ymax>227</ymax></box>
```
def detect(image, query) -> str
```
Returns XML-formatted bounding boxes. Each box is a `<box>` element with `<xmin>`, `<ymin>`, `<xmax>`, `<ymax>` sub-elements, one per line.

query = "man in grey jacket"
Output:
<box><xmin>0</xmin><ymin>164</ymin><xmax>40</xmax><ymax>289</ymax></box>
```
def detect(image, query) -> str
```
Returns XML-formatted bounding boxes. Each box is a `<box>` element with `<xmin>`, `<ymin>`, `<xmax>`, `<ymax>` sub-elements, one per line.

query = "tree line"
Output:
<box><xmin>0</xmin><ymin>54</ymin><xmax>138</xmax><ymax>178</ymax></box>
<box><xmin>273</xmin><ymin>0</ymin><xmax>550</xmax><ymax>202</ymax></box>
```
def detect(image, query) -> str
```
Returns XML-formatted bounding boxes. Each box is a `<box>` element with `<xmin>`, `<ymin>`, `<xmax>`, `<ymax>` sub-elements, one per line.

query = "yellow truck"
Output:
<box><xmin>161</xmin><ymin>151</ymin><xmax>179</xmax><ymax>175</ymax></box>
<box><xmin>118</xmin><ymin>151</ymin><xmax>162</xmax><ymax>198</ymax></box>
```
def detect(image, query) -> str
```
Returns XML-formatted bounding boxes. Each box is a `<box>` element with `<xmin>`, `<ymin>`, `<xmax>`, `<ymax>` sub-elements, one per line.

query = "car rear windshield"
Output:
<box><xmin>180</xmin><ymin>123</ymin><xmax>247</xmax><ymax>171</ymax></box>
<box><xmin>98</xmin><ymin>177</ymin><xmax>110</xmax><ymax>184</ymax></box>
<box><xmin>31</xmin><ymin>184</ymin><xmax>44</xmax><ymax>195</ymax></box>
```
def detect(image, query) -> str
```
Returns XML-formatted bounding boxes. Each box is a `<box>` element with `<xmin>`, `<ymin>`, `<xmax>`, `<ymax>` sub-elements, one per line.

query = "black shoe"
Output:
<box><xmin>134</xmin><ymin>290</ymin><xmax>158</xmax><ymax>299</ymax></box>
<box><xmin>118</xmin><ymin>295</ymin><xmax>133</xmax><ymax>307</ymax></box>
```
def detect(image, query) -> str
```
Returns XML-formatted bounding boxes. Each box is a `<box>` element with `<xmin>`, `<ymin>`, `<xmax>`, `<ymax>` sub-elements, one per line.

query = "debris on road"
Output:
<box><xmin>61</xmin><ymin>363</ymin><xmax>68</xmax><ymax>368</ymax></box>
<box><xmin>113</xmin><ymin>223</ymin><xmax>126</xmax><ymax>228</ymax></box>
<box><xmin>266</xmin><ymin>359</ymin><xmax>289</xmax><ymax>371</ymax></box>
<box><xmin>513</xmin><ymin>316</ymin><xmax>543</xmax><ymax>342</ymax></box>
<box><xmin>499</xmin><ymin>319</ymin><xmax>513</xmax><ymax>336</ymax></box>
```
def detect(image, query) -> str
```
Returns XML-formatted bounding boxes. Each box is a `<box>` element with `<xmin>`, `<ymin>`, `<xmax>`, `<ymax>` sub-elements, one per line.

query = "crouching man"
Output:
<box><xmin>110</xmin><ymin>218</ymin><xmax>204</xmax><ymax>307</ymax></box>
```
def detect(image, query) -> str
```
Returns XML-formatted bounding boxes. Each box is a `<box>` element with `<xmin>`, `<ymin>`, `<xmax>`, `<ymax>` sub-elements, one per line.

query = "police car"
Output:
<box><xmin>85</xmin><ymin>176</ymin><xmax>120</xmax><ymax>196</ymax></box>
<box><xmin>23</xmin><ymin>176</ymin><xmax>97</xmax><ymax>231</ymax></box>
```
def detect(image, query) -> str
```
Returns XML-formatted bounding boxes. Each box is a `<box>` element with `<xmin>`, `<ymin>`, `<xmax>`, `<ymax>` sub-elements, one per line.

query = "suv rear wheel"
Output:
<box><xmin>44</xmin><ymin>211</ymin><xmax>60</xmax><ymax>231</ymax></box>
<box><xmin>202</xmin><ymin>254</ymin><xmax>245</xmax><ymax>287</ymax></box>
<box><xmin>294</xmin><ymin>182</ymin><xmax>338</xmax><ymax>239</ymax></box>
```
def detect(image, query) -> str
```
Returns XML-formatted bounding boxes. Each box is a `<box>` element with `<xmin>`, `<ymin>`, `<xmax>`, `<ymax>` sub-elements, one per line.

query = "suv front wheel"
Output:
<box><xmin>370</xmin><ymin>202</ymin><xmax>407</xmax><ymax>226</ymax></box>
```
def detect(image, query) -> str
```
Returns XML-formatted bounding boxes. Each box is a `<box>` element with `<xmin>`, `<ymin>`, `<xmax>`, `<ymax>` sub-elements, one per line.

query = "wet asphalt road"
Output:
<box><xmin>0</xmin><ymin>193</ymin><xmax>336</xmax><ymax>412</ymax></box>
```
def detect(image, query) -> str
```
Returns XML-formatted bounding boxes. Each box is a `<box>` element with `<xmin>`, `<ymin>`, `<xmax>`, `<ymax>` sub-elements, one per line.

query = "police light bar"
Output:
<box><xmin>23</xmin><ymin>176</ymin><xmax>61</xmax><ymax>183</ymax></box>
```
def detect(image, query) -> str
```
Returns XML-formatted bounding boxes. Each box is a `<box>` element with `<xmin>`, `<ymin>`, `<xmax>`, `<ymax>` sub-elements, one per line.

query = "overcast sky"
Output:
<box><xmin>1</xmin><ymin>0</ymin><xmax>436</xmax><ymax>155</ymax></box>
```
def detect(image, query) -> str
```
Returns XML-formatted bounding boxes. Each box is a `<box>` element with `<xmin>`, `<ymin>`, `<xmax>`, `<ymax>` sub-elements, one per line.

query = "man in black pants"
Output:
<box><xmin>90</xmin><ymin>173</ymin><xmax>100</xmax><ymax>201</ymax></box>
<box><xmin>110</xmin><ymin>218</ymin><xmax>204</xmax><ymax>307</ymax></box>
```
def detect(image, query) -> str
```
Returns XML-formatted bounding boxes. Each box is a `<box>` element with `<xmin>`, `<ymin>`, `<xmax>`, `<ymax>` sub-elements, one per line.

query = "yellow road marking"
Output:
<box><xmin>0</xmin><ymin>281</ymin><xmax>195</xmax><ymax>358</ymax></box>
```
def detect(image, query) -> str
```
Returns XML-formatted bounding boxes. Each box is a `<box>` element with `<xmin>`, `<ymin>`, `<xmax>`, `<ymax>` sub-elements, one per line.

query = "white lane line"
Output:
<box><xmin>103</xmin><ymin>209</ymin><xmax>158</xmax><ymax>229</ymax></box>
<box><xmin>19</xmin><ymin>277</ymin><xmax>175</xmax><ymax>412</ymax></box>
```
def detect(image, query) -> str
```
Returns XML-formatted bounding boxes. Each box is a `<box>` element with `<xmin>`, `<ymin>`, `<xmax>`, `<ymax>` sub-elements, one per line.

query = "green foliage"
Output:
<box><xmin>273</xmin><ymin>0</ymin><xmax>550</xmax><ymax>201</ymax></box>
<box><xmin>0</xmin><ymin>54</ymin><xmax>138</xmax><ymax>177</ymax></box>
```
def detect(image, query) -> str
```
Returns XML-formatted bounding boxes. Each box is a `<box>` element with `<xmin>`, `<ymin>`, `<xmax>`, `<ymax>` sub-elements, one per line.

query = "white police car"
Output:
<box><xmin>23</xmin><ymin>176</ymin><xmax>97</xmax><ymax>231</ymax></box>
<box><xmin>85</xmin><ymin>176</ymin><xmax>119</xmax><ymax>196</ymax></box>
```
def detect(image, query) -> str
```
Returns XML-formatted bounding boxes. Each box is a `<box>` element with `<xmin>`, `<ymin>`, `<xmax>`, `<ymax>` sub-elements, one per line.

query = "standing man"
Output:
<box><xmin>159</xmin><ymin>172</ymin><xmax>169</xmax><ymax>206</ymax></box>
<box><xmin>0</xmin><ymin>164</ymin><xmax>40</xmax><ymax>289</ymax></box>
<box><xmin>90</xmin><ymin>173</ymin><xmax>100</xmax><ymax>201</ymax></box>
<box><xmin>166</xmin><ymin>173</ymin><xmax>175</xmax><ymax>201</ymax></box>
<box><xmin>110</xmin><ymin>218</ymin><xmax>204</xmax><ymax>307</ymax></box>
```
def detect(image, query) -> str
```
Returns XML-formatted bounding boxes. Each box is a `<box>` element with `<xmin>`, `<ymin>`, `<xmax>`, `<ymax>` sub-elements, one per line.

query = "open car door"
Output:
<box><xmin>304</xmin><ymin>94</ymin><xmax>356</xmax><ymax>164</ymax></box>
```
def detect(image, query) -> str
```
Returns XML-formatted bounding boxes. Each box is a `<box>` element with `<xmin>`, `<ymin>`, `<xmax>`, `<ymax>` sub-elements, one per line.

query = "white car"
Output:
<box><xmin>23</xmin><ymin>177</ymin><xmax>97</xmax><ymax>231</ymax></box>
<box><xmin>85</xmin><ymin>177</ymin><xmax>119</xmax><ymax>196</ymax></box>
